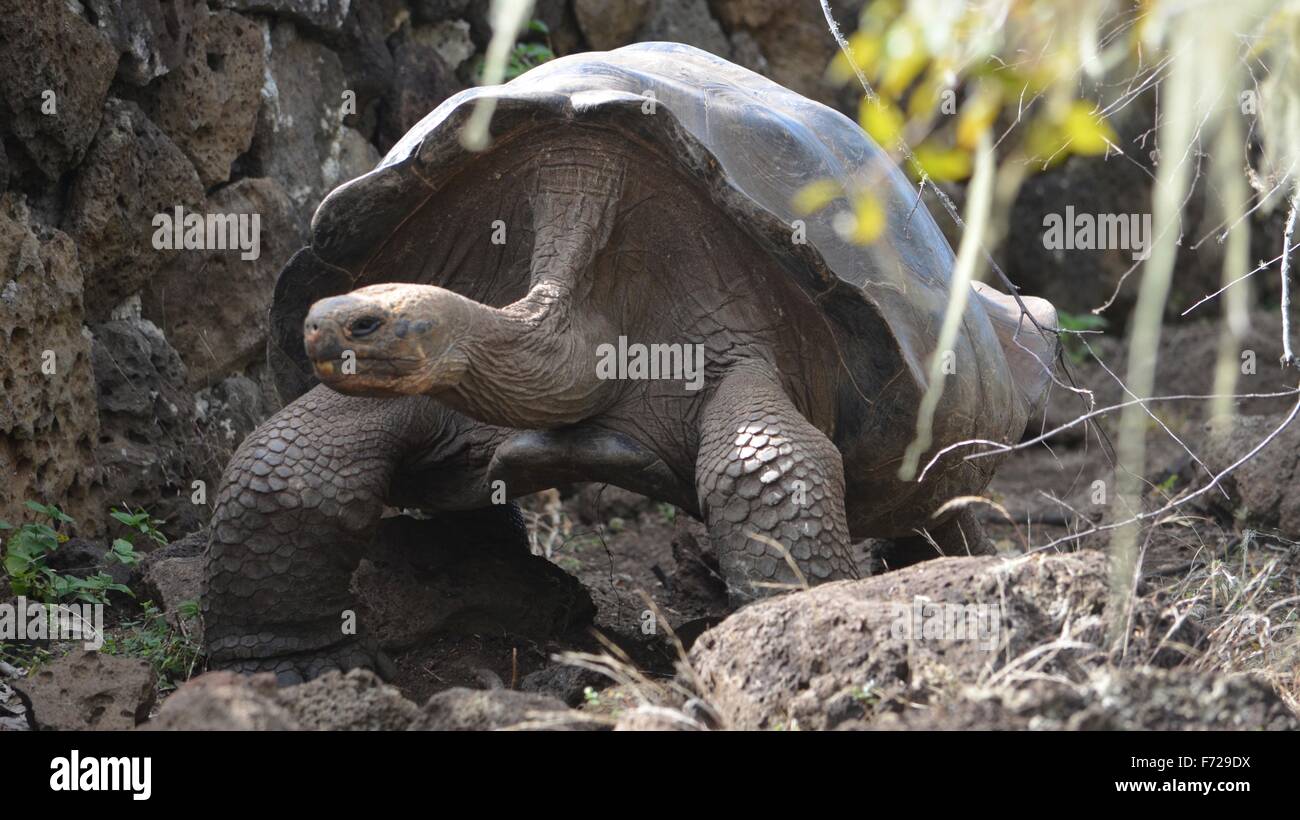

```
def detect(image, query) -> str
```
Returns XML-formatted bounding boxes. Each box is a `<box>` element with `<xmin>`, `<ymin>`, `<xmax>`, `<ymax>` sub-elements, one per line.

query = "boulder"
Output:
<box><xmin>710</xmin><ymin>0</ymin><xmax>843</xmax><ymax>104</ymax></box>
<box><xmin>575</xmin><ymin>0</ymin><xmax>730</xmax><ymax>58</ymax></box>
<box><xmin>214</xmin><ymin>0</ymin><xmax>353</xmax><ymax>32</ymax></box>
<box><xmin>141</xmin><ymin>556</ymin><xmax>202</xmax><ymax>616</ymax></box>
<box><xmin>416</xmin><ymin>18</ymin><xmax>476</xmax><ymax>73</ymax></box>
<box><xmin>150</xmin><ymin>668</ymin><xmax>420</xmax><ymax>730</ymax></box>
<box><xmin>147</xmin><ymin>671</ymin><xmax>298</xmax><ymax>730</ymax></box>
<box><xmin>409</xmin><ymin>687</ymin><xmax>599</xmax><ymax>731</ymax></box>
<box><xmin>84</xmin><ymin>0</ymin><xmax>203</xmax><ymax>86</ymax></box>
<box><xmin>1005</xmin><ymin>150</ymin><xmax>1153</xmax><ymax>322</ymax></box>
<box><xmin>90</xmin><ymin>308</ymin><xmax>204</xmax><ymax>534</ymax></box>
<box><xmin>137</xmin><ymin>529</ymin><xmax>206</xmax><ymax>626</ymax></box>
<box><xmin>1202</xmin><ymin>412</ymin><xmax>1300</xmax><ymax>537</ymax></box>
<box><xmin>690</xmin><ymin>552</ymin><xmax>1149</xmax><ymax>730</ymax></box>
<box><xmin>249</xmin><ymin>19</ymin><xmax>380</xmax><ymax>222</ymax></box>
<box><xmin>278</xmin><ymin>669</ymin><xmax>420</xmax><ymax>730</ymax></box>
<box><xmin>66</xmin><ymin>99</ymin><xmax>204</xmax><ymax>321</ymax></box>
<box><xmin>379</xmin><ymin>21</ymin><xmax>466</xmax><ymax>149</ymax></box>
<box><xmin>0</xmin><ymin>0</ymin><xmax>118</xmax><ymax>178</ymax></box>
<box><xmin>141</xmin><ymin>177</ymin><xmax>307</xmax><ymax>390</ymax></box>
<box><xmin>0</xmin><ymin>194</ymin><xmax>103</xmax><ymax>532</ymax></box>
<box><xmin>151</xmin><ymin>10</ymin><xmax>265</xmax><ymax>188</ymax></box>
<box><xmin>16</xmin><ymin>650</ymin><xmax>156</xmax><ymax>731</ymax></box>
<box><xmin>1003</xmin><ymin>96</ymin><xmax>1288</xmax><ymax>328</ymax></box>
<box><xmin>574</xmin><ymin>0</ymin><xmax>652</xmax><ymax>51</ymax></box>
<box><xmin>330</xmin><ymin>0</ymin><xmax>404</xmax><ymax>139</ymax></box>
<box><xmin>638</xmin><ymin>0</ymin><xmax>731</xmax><ymax>57</ymax></box>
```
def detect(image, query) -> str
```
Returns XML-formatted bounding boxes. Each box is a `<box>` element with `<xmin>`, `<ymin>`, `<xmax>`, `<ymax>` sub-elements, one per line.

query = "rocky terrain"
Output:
<box><xmin>1</xmin><ymin>0</ymin><xmax>1297</xmax><ymax>730</ymax></box>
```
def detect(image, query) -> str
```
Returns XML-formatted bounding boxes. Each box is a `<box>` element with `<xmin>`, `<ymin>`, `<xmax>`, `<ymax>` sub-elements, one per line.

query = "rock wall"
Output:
<box><xmin>0</xmin><ymin>0</ymin><xmax>858</xmax><ymax>536</ymax></box>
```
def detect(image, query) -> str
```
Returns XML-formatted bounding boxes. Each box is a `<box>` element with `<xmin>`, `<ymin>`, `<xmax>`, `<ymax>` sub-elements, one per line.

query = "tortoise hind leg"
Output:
<box><xmin>695</xmin><ymin>367</ymin><xmax>860</xmax><ymax>605</ymax></box>
<box><xmin>202</xmin><ymin>386</ymin><xmax>510</xmax><ymax>684</ymax></box>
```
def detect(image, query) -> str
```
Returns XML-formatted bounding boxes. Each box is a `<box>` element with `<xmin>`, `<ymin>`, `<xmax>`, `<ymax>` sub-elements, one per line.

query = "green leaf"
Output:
<box><xmin>1057</xmin><ymin>311</ymin><xmax>1108</xmax><ymax>332</ymax></box>
<box><xmin>4</xmin><ymin>551</ymin><xmax>31</xmax><ymax>576</ymax></box>
<box><xmin>109</xmin><ymin>539</ymin><xmax>140</xmax><ymax>566</ymax></box>
<box><xmin>26</xmin><ymin>501</ymin><xmax>73</xmax><ymax>524</ymax></box>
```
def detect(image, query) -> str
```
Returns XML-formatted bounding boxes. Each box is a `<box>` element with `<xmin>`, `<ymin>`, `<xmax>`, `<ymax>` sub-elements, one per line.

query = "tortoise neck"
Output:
<box><xmin>439</xmin><ymin>285</ymin><xmax>608</xmax><ymax>428</ymax></box>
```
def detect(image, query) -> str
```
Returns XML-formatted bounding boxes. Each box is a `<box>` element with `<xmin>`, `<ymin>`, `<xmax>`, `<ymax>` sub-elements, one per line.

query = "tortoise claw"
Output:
<box><xmin>218</xmin><ymin>638</ymin><xmax>395</xmax><ymax>686</ymax></box>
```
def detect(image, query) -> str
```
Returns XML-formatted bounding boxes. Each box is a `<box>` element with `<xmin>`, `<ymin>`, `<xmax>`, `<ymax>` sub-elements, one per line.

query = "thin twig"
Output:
<box><xmin>1279</xmin><ymin>184</ymin><xmax>1299</xmax><ymax>366</ymax></box>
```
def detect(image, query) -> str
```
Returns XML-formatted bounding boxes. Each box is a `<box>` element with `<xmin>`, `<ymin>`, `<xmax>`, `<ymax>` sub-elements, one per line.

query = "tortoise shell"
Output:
<box><xmin>270</xmin><ymin>42</ymin><xmax>1054</xmax><ymax>488</ymax></box>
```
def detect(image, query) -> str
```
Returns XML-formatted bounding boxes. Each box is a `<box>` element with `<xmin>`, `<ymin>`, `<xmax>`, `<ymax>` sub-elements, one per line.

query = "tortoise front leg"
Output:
<box><xmin>201</xmin><ymin>385</ymin><xmax>508</xmax><ymax>684</ymax></box>
<box><xmin>694</xmin><ymin>368</ymin><xmax>860</xmax><ymax>605</ymax></box>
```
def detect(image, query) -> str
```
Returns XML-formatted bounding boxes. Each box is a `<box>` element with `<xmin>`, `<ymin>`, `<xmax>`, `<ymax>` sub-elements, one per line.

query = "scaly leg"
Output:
<box><xmin>695</xmin><ymin>367</ymin><xmax>860</xmax><ymax>604</ymax></box>
<box><xmin>202</xmin><ymin>385</ymin><xmax>511</xmax><ymax>683</ymax></box>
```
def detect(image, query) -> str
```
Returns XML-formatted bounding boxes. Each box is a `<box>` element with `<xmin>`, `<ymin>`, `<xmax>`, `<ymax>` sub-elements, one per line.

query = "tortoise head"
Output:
<box><xmin>303</xmin><ymin>283</ymin><xmax>474</xmax><ymax>396</ymax></box>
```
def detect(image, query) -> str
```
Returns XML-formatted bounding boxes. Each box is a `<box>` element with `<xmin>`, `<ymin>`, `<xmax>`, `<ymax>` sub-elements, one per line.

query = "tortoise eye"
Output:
<box><xmin>349</xmin><ymin>316</ymin><xmax>383</xmax><ymax>338</ymax></box>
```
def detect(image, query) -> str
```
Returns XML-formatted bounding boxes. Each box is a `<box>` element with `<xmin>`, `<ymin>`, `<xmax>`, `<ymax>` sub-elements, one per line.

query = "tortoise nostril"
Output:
<box><xmin>349</xmin><ymin>316</ymin><xmax>383</xmax><ymax>338</ymax></box>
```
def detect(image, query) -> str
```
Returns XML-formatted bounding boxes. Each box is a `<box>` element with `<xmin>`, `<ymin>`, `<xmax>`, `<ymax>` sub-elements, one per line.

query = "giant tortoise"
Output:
<box><xmin>203</xmin><ymin>42</ymin><xmax>1057</xmax><ymax>679</ymax></box>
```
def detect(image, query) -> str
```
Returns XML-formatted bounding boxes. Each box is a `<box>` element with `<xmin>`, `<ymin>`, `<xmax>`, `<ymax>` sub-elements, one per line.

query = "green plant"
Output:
<box><xmin>0</xmin><ymin>642</ymin><xmax>52</xmax><ymax>673</ymax></box>
<box><xmin>506</xmin><ymin>40</ymin><xmax>554</xmax><ymax>80</ymax></box>
<box><xmin>476</xmin><ymin>19</ymin><xmax>554</xmax><ymax>83</ymax></box>
<box><xmin>101</xmin><ymin>504</ymin><xmax>165</xmax><ymax>573</ymax></box>
<box><xmin>46</xmin><ymin>572</ymin><xmax>132</xmax><ymax>605</ymax></box>
<box><xmin>0</xmin><ymin>502</ymin><xmax>131</xmax><ymax>604</ymax></box>
<box><xmin>1055</xmin><ymin>310</ymin><xmax>1108</xmax><ymax>364</ymax></box>
<box><xmin>850</xmin><ymin>680</ymin><xmax>881</xmax><ymax>707</ymax></box>
<box><xmin>110</xmin><ymin>506</ymin><xmax>167</xmax><ymax>549</ymax></box>
<box><xmin>102</xmin><ymin>602</ymin><xmax>202</xmax><ymax>692</ymax></box>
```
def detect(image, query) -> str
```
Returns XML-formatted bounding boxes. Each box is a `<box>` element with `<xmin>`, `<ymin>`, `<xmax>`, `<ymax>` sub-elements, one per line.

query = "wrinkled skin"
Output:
<box><xmin>204</xmin><ymin>55</ymin><xmax>1054</xmax><ymax>681</ymax></box>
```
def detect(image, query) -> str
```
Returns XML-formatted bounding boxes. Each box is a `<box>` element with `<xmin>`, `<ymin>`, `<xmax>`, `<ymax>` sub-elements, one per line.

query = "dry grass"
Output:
<box><xmin>1149</xmin><ymin>530</ymin><xmax>1300</xmax><ymax>712</ymax></box>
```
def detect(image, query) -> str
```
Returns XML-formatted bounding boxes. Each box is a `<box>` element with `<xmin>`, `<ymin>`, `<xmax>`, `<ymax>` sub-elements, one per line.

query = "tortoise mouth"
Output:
<box><xmin>310</xmin><ymin>353</ymin><xmax>425</xmax><ymax>380</ymax></box>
